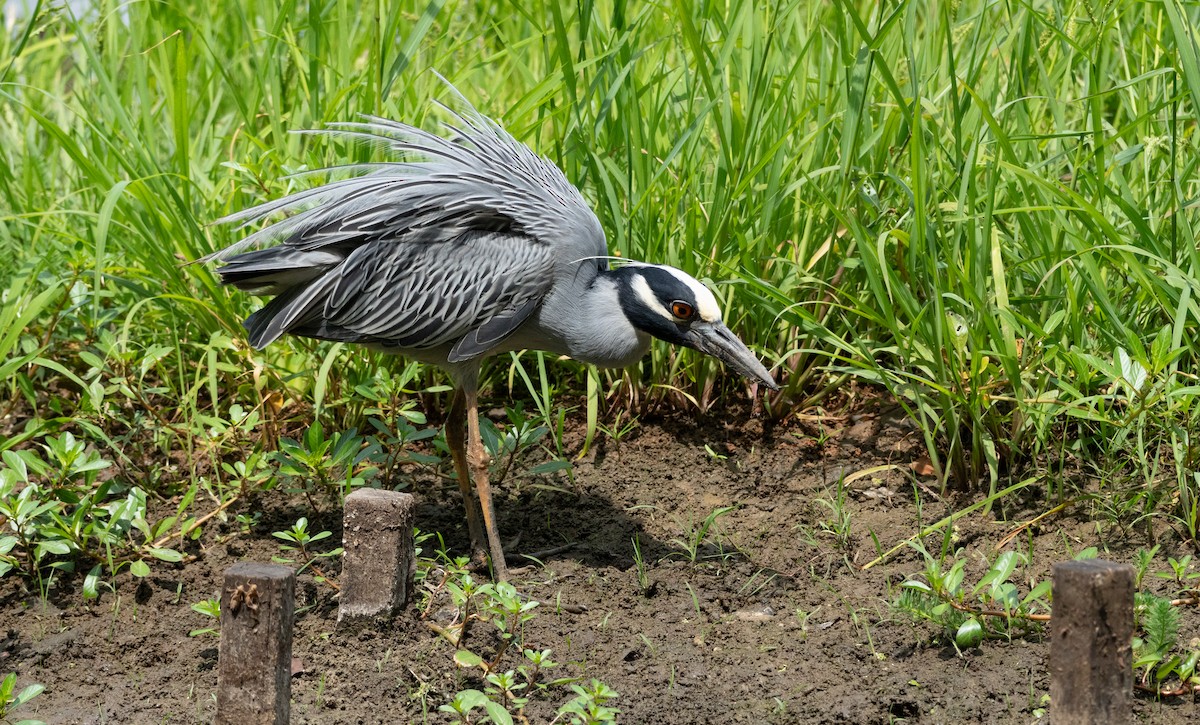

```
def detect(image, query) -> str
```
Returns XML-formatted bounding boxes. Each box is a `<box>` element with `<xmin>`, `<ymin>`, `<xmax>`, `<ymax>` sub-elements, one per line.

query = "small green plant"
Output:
<box><xmin>479</xmin><ymin>582</ymin><xmax>540</xmax><ymax>666</ymax></box>
<box><xmin>1130</xmin><ymin>550</ymin><xmax>1200</xmax><ymax>697</ymax></box>
<box><xmin>1134</xmin><ymin>545</ymin><xmax>1160</xmax><ymax>589</ymax></box>
<box><xmin>271</xmin><ymin>518</ymin><xmax>342</xmax><ymax>579</ymax></box>
<box><xmin>631</xmin><ymin>535</ymin><xmax>651</xmax><ymax>595</ymax></box>
<box><xmin>554</xmin><ymin>679</ymin><xmax>620</xmax><ymax>725</ymax></box>
<box><xmin>274</xmin><ymin>423</ymin><xmax>371</xmax><ymax>508</ymax></box>
<box><xmin>439</xmin><ymin>578</ymin><xmax>539</xmax><ymax>672</ymax></box>
<box><xmin>518</xmin><ymin>648</ymin><xmax>565</xmax><ymax>691</ymax></box>
<box><xmin>0</xmin><ymin>672</ymin><xmax>45</xmax><ymax>725</ymax></box>
<box><xmin>437</xmin><ymin>688</ymin><xmax>514</xmax><ymax>725</ymax></box>
<box><xmin>895</xmin><ymin>549</ymin><xmax>1051</xmax><ymax>650</ymax></box>
<box><xmin>1132</xmin><ymin>592</ymin><xmax>1200</xmax><ymax>696</ymax></box>
<box><xmin>220</xmin><ymin>452</ymin><xmax>274</xmax><ymax>498</ymax></box>
<box><xmin>1154</xmin><ymin>555</ymin><xmax>1200</xmax><ymax>589</ymax></box>
<box><xmin>0</xmin><ymin>444</ymin><xmax>186</xmax><ymax>599</ymax></box>
<box><xmin>351</xmin><ymin>364</ymin><xmax>442</xmax><ymax>483</ymax></box>
<box><xmin>418</xmin><ymin>544</ymin><xmax>587</xmax><ymax>721</ymax></box>
<box><xmin>668</xmin><ymin>506</ymin><xmax>737</xmax><ymax>565</ymax></box>
<box><xmin>802</xmin><ymin>477</ymin><xmax>853</xmax><ymax>553</ymax></box>
<box><xmin>189</xmin><ymin>598</ymin><xmax>221</xmax><ymax>637</ymax></box>
<box><xmin>595</xmin><ymin>411</ymin><xmax>639</xmax><ymax>450</ymax></box>
<box><xmin>484</xmin><ymin>670</ymin><xmax>527</xmax><ymax>715</ymax></box>
<box><xmin>478</xmin><ymin>404</ymin><xmax>571</xmax><ymax>489</ymax></box>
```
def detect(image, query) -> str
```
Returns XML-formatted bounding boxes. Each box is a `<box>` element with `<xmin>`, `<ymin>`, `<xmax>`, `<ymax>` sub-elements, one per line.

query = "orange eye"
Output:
<box><xmin>671</xmin><ymin>301</ymin><xmax>695</xmax><ymax>320</ymax></box>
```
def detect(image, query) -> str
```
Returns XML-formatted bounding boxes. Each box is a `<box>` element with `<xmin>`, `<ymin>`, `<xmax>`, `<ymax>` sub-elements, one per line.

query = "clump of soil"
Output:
<box><xmin>2</xmin><ymin>408</ymin><xmax>1197</xmax><ymax>723</ymax></box>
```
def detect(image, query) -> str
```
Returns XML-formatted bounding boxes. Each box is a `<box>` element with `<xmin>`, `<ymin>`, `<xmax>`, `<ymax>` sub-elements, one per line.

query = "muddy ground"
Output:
<box><xmin>2</xmin><ymin>404</ymin><xmax>1198</xmax><ymax>724</ymax></box>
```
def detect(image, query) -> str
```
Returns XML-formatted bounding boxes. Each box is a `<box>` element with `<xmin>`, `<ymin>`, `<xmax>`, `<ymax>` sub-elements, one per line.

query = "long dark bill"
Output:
<box><xmin>685</xmin><ymin>322</ymin><xmax>779</xmax><ymax>390</ymax></box>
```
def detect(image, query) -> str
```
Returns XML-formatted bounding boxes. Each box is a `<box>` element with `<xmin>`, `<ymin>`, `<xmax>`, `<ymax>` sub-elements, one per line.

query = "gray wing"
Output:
<box><xmin>206</xmin><ymin>83</ymin><xmax>609</xmax><ymax>357</ymax></box>
<box><xmin>242</xmin><ymin>231</ymin><xmax>555</xmax><ymax>358</ymax></box>
<box><xmin>202</xmin><ymin>97</ymin><xmax>608</xmax><ymax>269</ymax></box>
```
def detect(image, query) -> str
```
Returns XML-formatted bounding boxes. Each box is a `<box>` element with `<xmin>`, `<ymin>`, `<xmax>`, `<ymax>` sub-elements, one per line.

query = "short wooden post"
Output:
<box><xmin>216</xmin><ymin>562</ymin><xmax>295</xmax><ymax>725</ymax></box>
<box><xmin>1049</xmin><ymin>559</ymin><xmax>1134</xmax><ymax>725</ymax></box>
<box><xmin>338</xmin><ymin>488</ymin><xmax>416</xmax><ymax>623</ymax></box>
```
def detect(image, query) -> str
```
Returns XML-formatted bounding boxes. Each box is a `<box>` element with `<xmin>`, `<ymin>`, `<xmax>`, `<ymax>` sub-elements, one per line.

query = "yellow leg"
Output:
<box><xmin>446</xmin><ymin>389</ymin><xmax>487</xmax><ymax>568</ymax></box>
<box><xmin>464</xmin><ymin>385</ymin><xmax>509</xmax><ymax>581</ymax></box>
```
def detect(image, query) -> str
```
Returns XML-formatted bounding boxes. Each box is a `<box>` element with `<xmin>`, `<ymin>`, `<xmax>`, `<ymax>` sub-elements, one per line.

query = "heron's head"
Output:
<box><xmin>614</xmin><ymin>264</ymin><xmax>778</xmax><ymax>390</ymax></box>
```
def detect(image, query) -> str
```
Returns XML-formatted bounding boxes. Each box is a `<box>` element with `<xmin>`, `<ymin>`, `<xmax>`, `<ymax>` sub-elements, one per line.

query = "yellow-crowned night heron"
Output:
<box><xmin>202</xmin><ymin>87</ymin><xmax>777</xmax><ymax>581</ymax></box>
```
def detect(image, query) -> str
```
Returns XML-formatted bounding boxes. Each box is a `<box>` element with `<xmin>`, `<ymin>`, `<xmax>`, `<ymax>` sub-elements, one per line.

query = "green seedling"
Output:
<box><xmin>1134</xmin><ymin>546</ymin><xmax>1160</xmax><ymax>589</ymax></box>
<box><xmin>437</xmin><ymin>688</ymin><xmax>513</xmax><ymax>725</ymax></box>
<box><xmin>220</xmin><ymin>452</ymin><xmax>273</xmax><ymax>498</ymax></box>
<box><xmin>1132</xmin><ymin>593</ymin><xmax>1200</xmax><ymax>696</ymax></box>
<box><xmin>271</xmin><ymin>518</ymin><xmax>342</xmax><ymax>578</ymax></box>
<box><xmin>477</xmin><ymin>404</ymin><xmax>571</xmax><ymax>489</ymax></box>
<box><xmin>274</xmin><ymin>423</ymin><xmax>372</xmax><ymax>508</ymax></box>
<box><xmin>595</xmin><ymin>412</ymin><xmax>639</xmax><ymax>450</ymax></box>
<box><xmin>801</xmin><ymin>477</ymin><xmax>853</xmax><ymax>555</ymax></box>
<box><xmin>1153</xmin><ymin>555</ymin><xmax>1200</xmax><ymax>589</ymax></box>
<box><xmin>484</xmin><ymin>670</ymin><xmax>527</xmax><ymax>714</ymax></box>
<box><xmin>418</xmin><ymin>543</ymin><xmax>583</xmax><ymax>722</ymax></box>
<box><xmin>669</xmin><ymin>506</ymin><xmax>737</xmax><ymax>565</ymax></box>
<box><xmin>555</xmin><ymin>679</ymin><xmax>620</xmax><ymax>725</ymax></box>
<box><xmin>0</xmin><ymin>672</ymin><xmax>45</xmax><ymax>725</ymax></box>
<box><xmin>895</xmin><ymin>548</ymin><xmax>1051</xmax><ymax>651</ymax></box>
<box><xmin>631</xmin><ymin>535</ymin><xmax>652</xmax><ymax>595</ymax></box>
<box><xmin>189</xmin><ymin>598</ymin><xmax>221</xmax><ymax>637</ymax></box>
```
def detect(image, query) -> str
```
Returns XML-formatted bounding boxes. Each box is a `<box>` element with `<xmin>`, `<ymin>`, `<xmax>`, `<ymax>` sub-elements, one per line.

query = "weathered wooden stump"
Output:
<box><xmin>216</xmin><ymin>562</ymin><xmax>295</xmax><ymax>725</ymax></box>
<box><xmin>1049</xmin><ymin>559</ymin><xmax>1134</xmax><ymax>725</ymax></box>
<box><xmin>338</xmin><ymin>488</ymin><xmax>417</xmax><ymax>623</ymax></box>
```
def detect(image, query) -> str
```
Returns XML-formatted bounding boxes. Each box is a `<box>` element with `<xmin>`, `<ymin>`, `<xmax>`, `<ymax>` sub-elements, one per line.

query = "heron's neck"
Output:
<box><xmin>540</xmin><ymin>268</ymin><xmax>651</xmax><ymax>369</ymax></box>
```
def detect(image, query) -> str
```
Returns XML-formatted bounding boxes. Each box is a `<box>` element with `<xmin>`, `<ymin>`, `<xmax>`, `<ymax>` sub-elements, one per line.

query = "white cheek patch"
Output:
<box><xmin>661</xmin><ymin>266</ymin><xmax>723</xmax><ymax>322</ymax></box>
<box><xmin>630</xmin><ymin>274</ymin><xmax>676</xmax><ymax>322</ymax></box>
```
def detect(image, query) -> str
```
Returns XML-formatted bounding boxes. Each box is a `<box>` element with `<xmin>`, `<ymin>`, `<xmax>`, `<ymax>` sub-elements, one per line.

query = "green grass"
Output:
<box><xmin>1</xmin><ymin>0</ymin><xmax>1200</xmax><ymax>590</ymax></box>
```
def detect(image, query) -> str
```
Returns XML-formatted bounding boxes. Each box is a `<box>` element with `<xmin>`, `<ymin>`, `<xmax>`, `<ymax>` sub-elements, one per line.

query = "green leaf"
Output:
<box><xmin>1022</xmin><ymin>580</ymin><xmax>1053</xmax><ymax>607</ymax></box>
<box><xmin>13</xmin><ymin>682</ymin><xmax>44</xmax><ymax>706</ymax></box>
<box><xmin>1156</xmin><ymin>654</ymin><xmax>1182</xmax><ymax>682</ymax></box>
<box><xmin>975</xmin><ymin>551</ymin><xmax>1018</xmax><ymax>595</ymax></box>
<box><xmin>1178</xmin><ymin>650</ymin><xmax>1199</xmax><ymax>681</ymax></box>
<box><xmin>480</xmin><ymin>699</ymin><xmax>514</xmax><ymax>725</ymax></box>
<box><xmin>148</xmin><ymin>547</ymin><xmax>183</xmax><ymax>562</ymax></box>
<box><xmin>129</xmin><ymin>560</ymin><xmax>151</xmax><ymax>577</ymax></box>
<box><xmin>454</xmin><ymin>649</ymin><xmax>484</xmax><ymax>669</ymax></box>
<box><xmin>83</xmin><ymin>564</ymin><xmax>102</xmax><ymax>601</ymax></box>
<box><xmin>37</xmin><ymin>540</ymin><xmax>71</xmax><ymax>557</ymax></box>
<box><xmin>454</xmin><ymin>688</ymin><xmax>490</xmax><ymax>709</ymax></box>
<box><xmin>525</xmin><ymin>461</ymin><xmax>572</xmax><ymax>476</ymax></box>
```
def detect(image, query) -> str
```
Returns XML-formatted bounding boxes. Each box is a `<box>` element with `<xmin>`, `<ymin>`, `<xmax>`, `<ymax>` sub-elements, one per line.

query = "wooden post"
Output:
<box><xmin>338</xmin><ymin>488</ymin><xmax>417</xmax><ymax>623</ymax></box>
<box><xmin>216</xmin><ymin>562</ymin><xmax>295</xmax><ymax>725</ymax></box>
<box><xmin>1049</xmin><ymin>559</ymin><xmax>1134</xmax><ymax>725</ymax></box>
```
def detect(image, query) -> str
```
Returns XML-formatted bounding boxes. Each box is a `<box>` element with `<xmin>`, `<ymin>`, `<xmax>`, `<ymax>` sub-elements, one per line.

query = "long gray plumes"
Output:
<box><xmin>201</xmin><ymin>98</ymin><xmax>597</xmax><ymax>264</ymax></box>
<box><xmin>203</xmin><ymin>83</ymin><xmax>607</xmax><ymax>354</ymax></box>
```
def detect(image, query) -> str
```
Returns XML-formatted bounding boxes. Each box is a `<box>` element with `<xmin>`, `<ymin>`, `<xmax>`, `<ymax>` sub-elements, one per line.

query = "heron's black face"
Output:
<box><xmin>615</xmin><ymin>264</ymin><xmax>778</xmax><ymax>390</ymax></box>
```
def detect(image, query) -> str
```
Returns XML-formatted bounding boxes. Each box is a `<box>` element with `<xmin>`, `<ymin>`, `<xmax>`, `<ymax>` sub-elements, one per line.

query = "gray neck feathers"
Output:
<box><xmin>532</xmin><ymin>269</ymin><xmax>650</xmax><ymax>369</ymax></box>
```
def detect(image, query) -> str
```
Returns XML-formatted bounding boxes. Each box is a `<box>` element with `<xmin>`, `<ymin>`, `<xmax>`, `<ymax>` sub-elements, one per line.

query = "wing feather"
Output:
<box><xmin>207</xmin><ymin>80</ymin><xmax>609</xmax><ymax>359</ymax></box>
<box><xmin>274</xmin><ymin>231</ymin><xmax>555</xmax><ymax>352</ymax></box>
<box><xmin>202</xmin><ymin>87</ymin><xmax>606</xmax><ymax>266</ymax></box>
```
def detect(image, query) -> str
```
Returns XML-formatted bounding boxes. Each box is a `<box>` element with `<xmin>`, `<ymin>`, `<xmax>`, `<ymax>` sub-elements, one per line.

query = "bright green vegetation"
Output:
<box><xmin>0</xmin><ymin>671</ymin><xmax>44</xmax><ymax>725</ymax></box>
<box><xmin>1</xmin><ymin>0</ymin><xmax>1200</xmax><ymax>692</ymax></box>
<box><xmin>418</xmin><ymin>535</ymin><xmax>619</xmax><ymax>724</ymax></box>
<box><xmin>894</xmin><ymin>543</ymin><xmax>1200</xmax><ymax>698</ymax></box>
